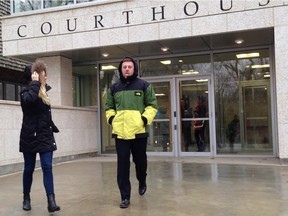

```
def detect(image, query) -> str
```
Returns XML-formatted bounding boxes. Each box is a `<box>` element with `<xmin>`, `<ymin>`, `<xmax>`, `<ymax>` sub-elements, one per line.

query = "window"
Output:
<box><xmin>0</xmin><ymin>83</ymin><xmax>3</xmax><ymax>100</ymax></box>
<box><xmin>11</xmin><ymin>0</ymin><xmax>125</xmax><ymax>13</ymax></box>
<box><xmin>72</xmin><ymin>65</ymin><xmax>98</xmax><ymax>107</ymax></box>
<box><xmin>0</xmin><ymin>82</ymin><xmax>24</xmax><ymax>101</ymax></box>
<box><xmin>214</xmin><ymin>49</ymin><xmax>272</xmax><ymax>155</ymax></box>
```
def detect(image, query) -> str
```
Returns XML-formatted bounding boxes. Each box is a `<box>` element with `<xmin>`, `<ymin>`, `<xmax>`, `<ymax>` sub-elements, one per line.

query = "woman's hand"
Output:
<box><xmin>31</xmin><ymin>71</ymin><xmax>39</xmax><ymax>81</ymax></box>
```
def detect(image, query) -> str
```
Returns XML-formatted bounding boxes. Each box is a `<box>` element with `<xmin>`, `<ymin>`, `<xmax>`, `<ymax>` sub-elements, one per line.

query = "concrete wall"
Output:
<box><xmin>274</xmin><ymin>6</ymin><xmax>288</xmax><ymax>159</ymax></box>
<box><xmin>0</xmin><ymin>100</ymin><xmax>98</xmax><ymax>174</ymax></box>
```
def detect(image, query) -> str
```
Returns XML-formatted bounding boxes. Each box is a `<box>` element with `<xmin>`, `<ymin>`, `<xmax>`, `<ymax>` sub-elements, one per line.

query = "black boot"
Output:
<box><xmin>47</xmin><ymin>194</ymin><xmax>60</xmax><ymax>213</ymax></box>
<box><xmin>23</xmin><ymin>193</ymin><xmax>31</xmax><ymax>211</ymax></box>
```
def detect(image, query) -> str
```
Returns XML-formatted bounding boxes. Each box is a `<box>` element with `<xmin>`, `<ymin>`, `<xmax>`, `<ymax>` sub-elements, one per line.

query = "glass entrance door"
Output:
<box><xmin>176</xmin><ymin>77</ymin><xmax>211</xmax><ymax>155</ymax></box>
<box><xmin>147</xmin><ymin>76</ymin><xmax>212</xmax><ymax>156</ymax></box>
<box><xmin>147</xmin><ymin>80</ymin><xmax>173</xmax><ymax>154</ymax></box>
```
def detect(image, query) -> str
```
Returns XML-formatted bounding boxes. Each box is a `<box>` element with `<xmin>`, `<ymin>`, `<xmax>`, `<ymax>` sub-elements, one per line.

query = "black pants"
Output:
<box><xmin>115</xmin><ymin>138</ymin><xmax>147</xmax><ymax>200</ymax></box>
<box><xmin>195</xmin><ymin>127</ymin><xmax>205</xmax><ymax>151</ymax></box>
<box><xmin>182</xmin><ymin>125</ymin><xmax>191</xmax><ymax>152</ymax></box>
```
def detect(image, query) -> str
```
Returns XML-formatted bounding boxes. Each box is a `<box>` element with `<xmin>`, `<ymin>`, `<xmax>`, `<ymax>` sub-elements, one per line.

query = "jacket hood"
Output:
<box><xmin>118</xmin><ymin>57</ymin><xmax>138</xmax><ymax>82</ymax></box>
<box><xmin>23</xmin><ymin>64</ymin><xmax>32</xmax><ymax>82</ymax></box>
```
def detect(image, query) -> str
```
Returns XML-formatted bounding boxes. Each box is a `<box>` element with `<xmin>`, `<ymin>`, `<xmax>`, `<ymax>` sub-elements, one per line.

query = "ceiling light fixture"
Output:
<box><xmin>236</xmin><ymin>52</ymin><xmax>260</xmax><ymax>59</ymax></box>
<box><xmin>161</xmin><ymin>47</ymin><xmax>169</xmax><ymax>52</ymax></box>
<box><xmin>182</xmin><ymin>70</ymin><xmax>199</xmax><ymax>75</ymax></box>
<box><xmin>160</xmin><ymin>60</ymin><xmax>171</xmax><ymax>65</ymax></box>
<box><xmin>101</xmin><ymin>65</ymin><xmax>117</xmax><ymax>70</ymax></box>
<box><xmin>196</xmin><ymin>79</ymin><xmax>208</xmax><ymax>82</ymax></box>
<box><xmin>251</xmin><ymin>64</ymin><xmax>270</xmax><ymax>69</ymax></box>
<box><xmin>235</xmin><ymin>39</ymin><xmax>244</xmax><ymax>44</ymax></box>
<box><xmin>102</xmin><ymin>53</ymin><xmax>109</xmax><ymax>57</ymax></box>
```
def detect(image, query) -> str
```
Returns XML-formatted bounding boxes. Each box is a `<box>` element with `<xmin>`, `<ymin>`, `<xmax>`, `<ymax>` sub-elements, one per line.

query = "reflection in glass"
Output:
<box><xmin>148</xmin><ymin>121</ymin><xmax>171</xmax><ymax>152</ymax></box>
<box><xmin>214</xmin><ymin>49</ymin><xmax>272</xmax><ymax>155</ymax></box>
<box><xmin>72</xmin><ymin>65</ymin><xmax>98</xmax><ymax>107</ymax></box>
<box><xmin>44</xmin><ymin>0</ymin><xmax>74</xmax><ymax>8</ymax></box>
<box><xmin>139</xmin><ymin>55</ymin><xmax>210</xmax><ymax>77</ymax></box>
<box><xmin>148</xmin><ymin>82</ymin><xmax>172</xmax><ymax>152</ymax></box>
<box><xmin>100</xmin><ymin>62</ymin><xmax>119</xmax><ymax>153</ymax></box>
<box><xmin>5</xmin><ymin>83</ymin><xmax>16</xmax><ymax>101</ymax></box>
<box><xmin>12</xmin><ymin>0</ymin><xmax>41</xmax><ymax>13</ymax></box>
<box><xmin>12</xmin><ymin>0</ymin><xmax>111</xmax><ymax>13</ymax></box>
<box><xmin>179</xmin><ymin>80</ymin><xmax>209</xmax><ymax>152</ymax></box>
<box><xmin>0</xmin><ymin>83</ymin><xmax>3</xmax><ymax>99</ymax></box>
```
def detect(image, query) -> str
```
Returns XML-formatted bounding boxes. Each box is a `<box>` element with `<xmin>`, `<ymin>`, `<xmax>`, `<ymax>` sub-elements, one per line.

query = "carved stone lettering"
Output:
<box><xmin>94</xmin><ymin>15</ymin><xmax>104</xmax><ymax>28</ymax></box>
<box><xmin>17</xmin><ymin>25</ymin><xmax>27</xmax><ymax>37</ymax></box>
<box><xmin>152</xmin><ymin>6</ymin><xmax>165</xmax><ymax>21</ymax></box>
<box><xmin>184</xmin><ymin>1</ymin><xmax>199</xmax><ymax>16</ymax></box>
<box><xmin>13</xmin><ymin>0</ymin><xmax>283</xmax><ymax>38</ymax></box>
<box><xmin>41</xmin><ymin>22</ymin><xmax>52</xmax><ymax>35</ymax></box>
<box><xmin>122</xmin><ymin>10</ymin><xmax>133</xmax><ymax>24</ymax></box>
<box><xmin>67</xmin><ymin>18</ymin><xmax>77</xmax><ymax>32</ymax></box>
<box><xmin>220</xmin><ymin>0</ymin><xmax>233</xmax><ymax>12</ymax></box>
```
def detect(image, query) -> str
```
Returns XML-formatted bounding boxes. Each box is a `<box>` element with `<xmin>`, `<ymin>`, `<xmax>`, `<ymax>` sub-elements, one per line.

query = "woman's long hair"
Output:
<box><xmin>31</xmin><ymin>60</ymin><xmax>50</xmax><ymax>105</ymax></box>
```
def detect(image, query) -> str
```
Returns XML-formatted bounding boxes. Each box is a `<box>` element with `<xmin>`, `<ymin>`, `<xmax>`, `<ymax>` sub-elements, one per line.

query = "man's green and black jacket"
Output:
<box><xmin>105</xmin><ymin>77</ymin><xmax>157</xmax><ymax>140</ymax></box>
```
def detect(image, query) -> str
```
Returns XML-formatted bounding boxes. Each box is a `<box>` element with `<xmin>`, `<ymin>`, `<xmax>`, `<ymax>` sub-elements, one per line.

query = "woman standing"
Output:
<box><xmin>19</xmin><ymin>60</ymin><xmax>60</xmax><ymax>213</ymax></box>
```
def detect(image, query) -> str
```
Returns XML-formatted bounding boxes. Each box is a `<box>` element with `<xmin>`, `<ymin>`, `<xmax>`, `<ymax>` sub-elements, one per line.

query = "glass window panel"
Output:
<box><xmin>13</xmin><ymin>0</ymin><xmax>41</xmax><ymax>13</ymax></box>
<box><xmin>44</xmin><ymin>0</ymin><xmax>74</xmax><ymax>8</ymax></box>
<box><xmin>0</xmin><ymin>83</ymin><xmax>3</xmax><ymax>100</ymax></box>
<box><xmin>139</xmin><ymin>55</ymin><xmax>210</xmax><ymax>77</ymax></box>
<box><xmin>72</xmin><ymin>65</ymin><xmax>98</xmax><ymax>107</ymax></box>
<box><xmin>214</xmin><ymin>49</ymin><xmax>272</xmax><ymax>155</ymax></box>
<box><xmin>16</xmin><ymin>85</ymin><xmax>24</xmax><ymax>101</ymax></box>
<box><xmin>100</xmin><ymin>62</ymin><xmax>119</xmax><ymax>153</ymax></box>
<box><xmin>5</xmin><ymin>83</ymin><xmax>16</xmax><ymax>101</ymax></box>
<box><xmin>147</xmin><ymin>82</ymin><xmax>172</xmax><ymax>152</ymax></box>
<box><xmin>179</xmin><ymin>80</ymin><xmax>209</xmax><ymax>152</ymax></box>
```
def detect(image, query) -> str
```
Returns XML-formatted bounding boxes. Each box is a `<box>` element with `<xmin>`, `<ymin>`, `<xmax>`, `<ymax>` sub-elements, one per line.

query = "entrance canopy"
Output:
<box><xmin>4</xmin><ymin>28</ymin><xmax>274</xmax><ymax>65</ymax></box>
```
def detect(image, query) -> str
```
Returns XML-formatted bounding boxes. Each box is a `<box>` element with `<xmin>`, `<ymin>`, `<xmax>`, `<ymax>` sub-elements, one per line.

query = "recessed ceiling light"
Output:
<box><xmin>196</xmin><ymin>79</ymin><xmax>208</xmax><ymax>82</ymax></box>
<box><xmin>182</xmin><ymin>70</ymin><xmax>199</xmax><ymax>75</ymax></box>
<box><xmin>102</xmin><ymin>53</ymin><xmax>109</xmax><ymax>57</ymax></box>
<box><xmin>155</xmin><ymin>93</ymin><xmax>166</xmax><ymax>96</ymax></box>
<box><xmin>161</xmin><ymin>47</ymin><xmax>169</xmax><ymax>52</ymax></box>
<box><xmin>251</xmin><ymin>64</ymin><xmax>270</xmax><ymax>69</ymax></box>
<box><xmin>235</xmin><ymin>39</ymin><xmax>244</xmax><ymax>44</ymax></box>
<box><xmin>101</xmin><ymin>65</ymin><xmax>117</xmax><ymax>70</ymax></box>
<box><xmin>160</xmin><ymin>60</ymin><xmax>171</xmax><ymax>65</ymax></box>
<box><xmin>236</xmin><ymin>52</ymin><xmax>259</xmax><ymax>59</ymax></box>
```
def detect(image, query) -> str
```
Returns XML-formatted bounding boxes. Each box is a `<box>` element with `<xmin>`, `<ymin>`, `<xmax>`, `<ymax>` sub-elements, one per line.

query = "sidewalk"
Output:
<box><xmin>1</xmin><ymin>156</ymin><xmax>288</xmax><ymax>216</ymax></box>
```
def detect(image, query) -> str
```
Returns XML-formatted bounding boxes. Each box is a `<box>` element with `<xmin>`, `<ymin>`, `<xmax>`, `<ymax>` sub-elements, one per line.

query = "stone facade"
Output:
<box><xmin>1</xmin><ymin>0</ymin><xmax>288</xmax><ymax>167</ymax></box>
<box><xmin>0</xmin><ymin>1</ymin><xmax>26</xmax><ymax>72</ymax></box>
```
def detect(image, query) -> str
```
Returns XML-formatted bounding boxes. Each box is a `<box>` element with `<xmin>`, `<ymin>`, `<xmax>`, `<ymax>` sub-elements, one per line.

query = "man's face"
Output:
<box><xmin>121</xmin><ymin>61</ymin><xmax>134</xmax><ymax>79</ymax></box>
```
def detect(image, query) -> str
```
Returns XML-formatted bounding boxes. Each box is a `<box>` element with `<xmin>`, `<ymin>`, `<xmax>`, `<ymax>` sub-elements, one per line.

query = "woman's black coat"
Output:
<box><xmin>19</xmin><ymin>80</ymin><xmax>59</xmax><ymax>153</ymax></box>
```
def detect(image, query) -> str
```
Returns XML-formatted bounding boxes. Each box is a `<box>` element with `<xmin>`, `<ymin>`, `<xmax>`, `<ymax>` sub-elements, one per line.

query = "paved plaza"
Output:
<box><xmin>1</xmin><ymin>156</ymin><xmax>288</xmax><ymax>216</ymax></box>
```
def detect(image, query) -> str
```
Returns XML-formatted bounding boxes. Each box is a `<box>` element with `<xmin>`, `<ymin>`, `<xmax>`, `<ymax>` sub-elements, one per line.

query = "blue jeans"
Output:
<box><xmin>23</xmin><ymin>151</ymin><xmax>54</xmax><ymax>195</ymax></box>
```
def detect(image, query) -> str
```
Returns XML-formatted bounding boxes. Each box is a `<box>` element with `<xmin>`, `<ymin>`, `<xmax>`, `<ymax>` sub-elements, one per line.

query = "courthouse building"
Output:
<box><xmin>2</xmin><ymin>0</ymin><xmax>288</xmax><ymax>173</ymax></box>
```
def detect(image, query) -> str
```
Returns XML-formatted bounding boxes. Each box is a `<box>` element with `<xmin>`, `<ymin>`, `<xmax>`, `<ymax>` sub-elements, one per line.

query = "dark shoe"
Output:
<box><xmin>138</xmin><ymin>185</ymin><xmax>147</xmax><ymax>196</ymax></box>
<box><xmin>120</xmin><ymin>199</ymin><xmax>130</xmax><ymax>208</ymax></box>
<box><xmin>47</xmin><ymin>194</ymin><xmax>60</xmax><ymax>213</ymax></box>
<box><xmin>23</xmin><ymin>193</ymin><xmax>31</xmax><ymax>211</ymax></box>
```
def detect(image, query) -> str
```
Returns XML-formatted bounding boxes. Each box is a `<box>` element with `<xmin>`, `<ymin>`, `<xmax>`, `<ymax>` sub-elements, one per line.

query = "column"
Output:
<box><xmin>40</xmin><ymin>56</ymin><xmax>73</xmax><ymax>106</ymax></box>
